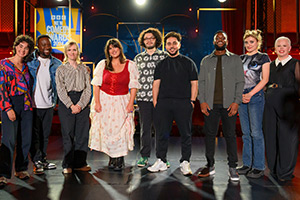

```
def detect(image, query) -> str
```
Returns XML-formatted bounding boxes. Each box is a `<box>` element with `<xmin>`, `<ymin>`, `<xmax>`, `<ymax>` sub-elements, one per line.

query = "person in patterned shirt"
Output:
<box><xmin>134</xmin><ymin>28</ymin><xmax>168</xmax><ymax>167</ymax></box>
<box><xmin>0</xmin><ymin>35</ymin><xmax>34</xmax><ymax>187</ymax></box>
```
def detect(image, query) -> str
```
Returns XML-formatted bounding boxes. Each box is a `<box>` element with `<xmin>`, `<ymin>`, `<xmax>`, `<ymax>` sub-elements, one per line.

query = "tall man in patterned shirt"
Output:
<box><xmin>134</xmin><ymin>28</ymin><xmax>168</xmax><ymax>167</ymax></box>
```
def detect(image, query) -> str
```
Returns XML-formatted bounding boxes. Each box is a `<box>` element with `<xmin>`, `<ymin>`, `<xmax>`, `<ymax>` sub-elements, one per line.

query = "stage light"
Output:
<box><xmin>81</xmin><ymin>56</ymin><xmax>84</xmax><ymax>60</ymax></box>
<box><xmin>91</xmin><ymin>5</ymin><xmax>95</xmax><ymax>10</ymax></box>
<box><xmin>9</xmin><ymin>52</ymin><xmax>13</xmax><ymax>55</ymax></box>
<box><xmin>218</xmin><ymin>0</ymin><xmax>227</xmax><ymax>2</ymax></box>
<box><xmin>56</xmin><ymin>0</ymin><xmax>63</xmax><ymax>2</ymax></box>
<box><xmin>136</xmin><ymin>0</ymin><xmax>146</xmax><ymax>6</ymax></box>
<box><xmin>195</xmin><ymin>28</ymin><xmax>199</xmax><ymax>33</ymax></box>
<box><xmin>83</xmin><ymin>28</ymin><xmax>86</xmax><ymax>32</ymax></box>
<box><xmin>189</xmin><ymin>8</ymin><xmax>192</xmax><ymax>12</ymax></box>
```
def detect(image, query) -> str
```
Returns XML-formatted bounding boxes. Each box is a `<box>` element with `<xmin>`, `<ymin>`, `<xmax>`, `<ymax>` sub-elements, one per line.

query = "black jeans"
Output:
<box><xmin>203</xmin><ymin>104</ymin><xmax>238</xmax><ymax>168</ymax></box>
<box><xmin>30</xmin><ymin>107</ymin><xmax>54</xmax><ymax>162</ymax></box>
<box><xmin>137</xmin><ymin>101</ymin><xmax>155</xmax><ymax>158</ymax></box>
<box><xmin>154</xmin><ymin>98</ymin><xmax>193</xmax><ymax>163</ymax></box>
<box><xmin>0</xmin><ymin>95</ymin><xmax>33</xmax><ymax>178</ymax></box>
<box><xmin>58</xmin><ymin>92</ymin><xmax>90</xmax><ymax>169</ymax></box>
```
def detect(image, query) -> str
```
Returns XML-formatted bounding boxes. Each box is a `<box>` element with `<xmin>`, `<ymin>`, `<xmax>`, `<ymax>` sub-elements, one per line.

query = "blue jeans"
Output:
<box><xmin>238</xmin><ymin>89</ymin><xmax>265</xmax><ymax>170</ymax></box>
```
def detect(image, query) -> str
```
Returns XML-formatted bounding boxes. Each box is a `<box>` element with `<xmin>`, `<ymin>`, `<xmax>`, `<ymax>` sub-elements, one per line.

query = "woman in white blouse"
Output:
<box><xmin>89</xmin><ymin>38</ymin><xmax>140</xmax><ymax>171</ymax></box>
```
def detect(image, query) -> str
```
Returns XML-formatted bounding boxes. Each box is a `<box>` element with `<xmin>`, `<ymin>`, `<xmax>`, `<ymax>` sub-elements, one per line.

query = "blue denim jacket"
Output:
<box><xmin>27</xmin><ymin>50</ymin><xmax>62</xmax><ymax>107</ymax></box>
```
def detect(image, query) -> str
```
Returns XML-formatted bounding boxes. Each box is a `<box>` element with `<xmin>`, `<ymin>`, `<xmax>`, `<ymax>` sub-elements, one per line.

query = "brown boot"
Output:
<box><xmin>15</xmin><ymin>171</ymin><xmax>30</xmax><ymax>180</ymax></box>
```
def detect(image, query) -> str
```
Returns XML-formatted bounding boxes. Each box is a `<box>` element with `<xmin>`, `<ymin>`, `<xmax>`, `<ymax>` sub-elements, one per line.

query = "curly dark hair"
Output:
<box><xmin>104</xmin><ymin>38</ymin><xmax>126</xmax><ymax>71</ymax></box>
<box><xmin>13</xmin><ymin>35</ymin><xmax>34</xmax><ymax>63</ymax></box>
<box><xmin>164</xmin><ymin>31</ymin><xmax>182</xmax><ymax>44</ymax></box>
<box><xmin>138</xmin><ymin>27</ymin><xmax>163</xmax><ymax>49</ymax></box>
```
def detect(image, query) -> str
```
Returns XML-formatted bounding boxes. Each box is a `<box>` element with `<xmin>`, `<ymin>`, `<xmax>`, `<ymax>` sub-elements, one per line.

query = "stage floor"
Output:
<box><xmin>0</xmin><ymin>135</ymin><xmax>300</xmax><ymax>200</ymax></box>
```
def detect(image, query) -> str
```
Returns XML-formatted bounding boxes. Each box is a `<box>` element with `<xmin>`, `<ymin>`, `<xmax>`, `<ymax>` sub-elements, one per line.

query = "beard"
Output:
<box><xmin>146</xmin><ymin>45</ymin><xmax>155</xmax><ymax>50</ymax></box>
<box><xmin>39</xmin><ymin>51</ymin><xmax>51</xmax><ymax>58</ymax></box>
<box><xmin>167</xmin><ymin>49</ymin><xmax>179</xmax><ymax>56</ymax></box>
<box><xmin>214</xmin><ymin>43</ymin><xmax>227</xmax><ymax>51</ymax></box>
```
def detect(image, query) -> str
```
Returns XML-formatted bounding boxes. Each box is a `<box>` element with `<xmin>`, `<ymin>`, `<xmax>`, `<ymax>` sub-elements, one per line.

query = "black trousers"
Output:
<box><xmin>137</xmin><ymin>101</ymin><xmax>155</xmax><ymax>158</ymax></box>
<box><xmin>58</xmin><ymin>92</ymin><xmax>90</xmax><ymax>169</ymax></box>
<box><xmin>30</xmin><ymin>107</ymin><xmax>54</xmax><ymax>162</ymax></box>
<box><xmin>0</xmin><ymin>95</ymin><xmax>33</xmax><ymax>178</ymax></box>
<box><xmin>264</xmin><ymin>88</ymin><xmax>299</xmax><ymax>180</ymax></box>
<box><xmin>203</xmin><ymin>104</ymin><xmax>238</xmax><ymax>168</ymax></box>
<box><xmin>154</xmin><ymin>98</ymin><xmax>193</xmax><ymax>163</ymax></box>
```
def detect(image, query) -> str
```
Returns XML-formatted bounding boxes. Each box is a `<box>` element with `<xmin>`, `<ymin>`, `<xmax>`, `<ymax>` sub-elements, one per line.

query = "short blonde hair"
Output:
<box><xmin>243</xmin><ymin>29</ymin><xmax>263</xmax><ymax>50</ymax></box>
<box><xmin>275</xmin><ymin>36</ymin><xmax>291</xmax><ymax>47</ymax></box>
<box><xmin>63</xmin><ymin>41</ymin><xmax>81</xmax><ymax>64</ymax></box>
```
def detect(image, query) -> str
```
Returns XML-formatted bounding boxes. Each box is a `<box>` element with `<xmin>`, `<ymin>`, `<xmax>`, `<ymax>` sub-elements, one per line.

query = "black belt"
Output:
<box><xmin>68</xmin><ymin>91</ymin><xmax>82</xmax><ymax>95</ymax></box>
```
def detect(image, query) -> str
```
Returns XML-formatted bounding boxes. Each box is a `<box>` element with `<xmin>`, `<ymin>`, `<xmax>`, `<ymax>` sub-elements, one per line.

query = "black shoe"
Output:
<box><xmin>33</xmin><ymin>161</ymin><xmax>45</xmax><ymax>175</ymax></box>
<box><xmin>236</xmin><ymin>165</ymin><xmax>251</xmax><ymax>175</ymax></box>
<box><xmin>198</xmin><ymin>166</ymin><xmax>215</xmax><ymax>178</ymax></box>
<box><xmin>108</xmin><ymin>157</ymin><xmax>116</xmax><ymax>169</ymax></box>
<box><xmin>246</xmin><ymin>169</ymin><xmax>264</xmax><ymax>178</ymax></box>
<box><xmin>41</xmin><ymin>159</ymin><xmax>56</xmax><ymax>170</ymax></box>
<box><xmin>114</xmin><ymin>157</ymin><xmax>124</xmax><ymax>171</ymax></box>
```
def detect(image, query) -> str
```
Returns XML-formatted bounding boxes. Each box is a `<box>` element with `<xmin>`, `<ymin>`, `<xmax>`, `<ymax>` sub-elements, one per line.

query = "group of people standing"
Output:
<box><xmin>0</xmin><ymin>35</ymin><xmax>92</xmax><ymax>186</ymax></box>
<box><xmin>0</xmin><ymin>27</ymin><xmax>299</xmax><ymax>187</ymax></box>
<box><xmin>134</xmin><ymin>28</ymin><xmax>299</xmax><ymax>182</ymax></box>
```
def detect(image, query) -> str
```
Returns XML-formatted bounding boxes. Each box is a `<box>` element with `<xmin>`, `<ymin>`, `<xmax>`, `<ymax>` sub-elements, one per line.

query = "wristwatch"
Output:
<box><xmin>191</xmin><ymin>100</ymin><xmax>196</xmax><ymax>104</ymax></box>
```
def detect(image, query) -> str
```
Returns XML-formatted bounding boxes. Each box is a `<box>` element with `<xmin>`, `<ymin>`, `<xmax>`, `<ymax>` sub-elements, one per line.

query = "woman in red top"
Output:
<box><xmin>0</xmin><ymin>35</ymin><xmax>34</xmax><ymax>187</ymax></box>
<box><xmin>89</xmin><ymin>38</ymin><xmax>140</xmax><ymax>170</ymax></box>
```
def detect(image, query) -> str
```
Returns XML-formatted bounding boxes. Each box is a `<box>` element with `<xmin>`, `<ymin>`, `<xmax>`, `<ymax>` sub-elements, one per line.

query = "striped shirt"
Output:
<box><xmin>0</xmin><ymin>58</ymin><xmax>32</xmax><ymax>111</ymax></box>
<box><xmin>56</xmin><ymin>62</ymin><xmax>91</xmax><ymax>109</ymax></box>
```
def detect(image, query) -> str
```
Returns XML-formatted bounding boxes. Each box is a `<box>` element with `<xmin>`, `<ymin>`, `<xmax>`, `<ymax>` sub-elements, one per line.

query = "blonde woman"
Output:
<box><xmin>237</xmin><ymin>30</ymin><xmax>270</xmax><ymax>178</ymax></box>
<box><xmin>56</xmin><ymin>41</ymin><xmax>91</xmax><ymax>174</ymax></box>
<box><xmin>264</xmin><ymin>37</ymin><xmax>300</xmax><ymax>182</ymax></box>
<box><xmin>89</xmin><ymin>38</ymin><xmax>140</xmax><ymax>171</ymax></box>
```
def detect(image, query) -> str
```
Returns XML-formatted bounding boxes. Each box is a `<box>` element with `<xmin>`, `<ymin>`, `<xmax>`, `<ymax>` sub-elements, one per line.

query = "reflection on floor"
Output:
<box><xmin>0</xmin><ymin>136</ymin><xmax>300</xmax><ymax>200</ymax></box>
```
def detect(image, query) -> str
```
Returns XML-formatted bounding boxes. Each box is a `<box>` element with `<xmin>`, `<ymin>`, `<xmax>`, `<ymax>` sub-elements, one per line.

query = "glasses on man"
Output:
<box><xmin>144</xmin><ymin>37</ymin><xmax>156</xmax><ymax>41</ymax></box>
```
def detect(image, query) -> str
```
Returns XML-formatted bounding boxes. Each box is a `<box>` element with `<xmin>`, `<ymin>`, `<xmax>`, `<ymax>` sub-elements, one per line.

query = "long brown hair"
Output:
<box><xmin>104</xmin><ymin>38</ymin><xmax>126</xmax><ymax>71</ymax></box>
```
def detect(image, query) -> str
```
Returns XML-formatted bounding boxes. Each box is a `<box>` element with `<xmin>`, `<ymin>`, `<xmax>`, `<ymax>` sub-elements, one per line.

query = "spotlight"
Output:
<box><xmin>91</xmin><ymin>5</ymin><xmax>95</xmax><ymax>10</ymax></box>
<box><xmin>81</xmin><ymin>56</ymin><xmax>84</xmax><ymax>60</ymax></box>
<box><xmin>83</xmin><ymin>28</ymin><xmax>86</xmax><ymax>32</ymax></box>
<box><xmin>136</xmin><ymin>0</ymin><xmax>146</xmax><ymax>6</ymax></box>
<box><xmin>9</xmin><ymin>52</ymin><xmax>13</xmax><ymax>55</ymax></box>
<box><xmin>195</xmin><ymin>28</ymin><xmax>199</xmax><ymax>33</ymax></box>
<box><xmin>56</xmin><ymin>0</ymin><xmax>63</xmax><ymax>2</ymax></box>
<box><xmin>189</xmin><ymin>8</ymin><xmax>192</xmax><ymax>12</ymax></box>
<box><xmin>218</xmin><ymin>0</ymin><xmax>227</xmax><ymax>2</ymax></box>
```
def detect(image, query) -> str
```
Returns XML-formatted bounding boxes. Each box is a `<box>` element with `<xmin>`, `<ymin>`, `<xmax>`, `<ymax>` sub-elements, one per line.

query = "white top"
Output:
<box><xmin>34</xmin><ymin>57</ymin><xmax>53</xmax><ymax>108</ymax></box>
<box><xmin>275</xmin><ymin>55</ymin><xmax>292</xmax><ymax>66</ymax></box>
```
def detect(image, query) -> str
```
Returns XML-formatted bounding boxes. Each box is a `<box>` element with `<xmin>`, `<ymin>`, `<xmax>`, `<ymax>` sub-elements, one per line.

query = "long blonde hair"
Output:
<box><xmin>63</xmin><ymin>41</ymin><xmax>81</xmax><ymax>64</ymax></box>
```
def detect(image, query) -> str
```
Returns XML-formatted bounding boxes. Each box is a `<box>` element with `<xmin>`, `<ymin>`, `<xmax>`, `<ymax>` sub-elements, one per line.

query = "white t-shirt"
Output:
<box><xmin>34</xmin><ymin>57</ymin><xmax>53</xmax><ymax>108</ymax></box>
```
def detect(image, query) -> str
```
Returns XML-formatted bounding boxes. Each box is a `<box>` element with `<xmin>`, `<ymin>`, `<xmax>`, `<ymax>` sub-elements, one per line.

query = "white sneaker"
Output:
<box><xmin>180</xmin><ymin>161</ymin><xmax>192</xmax><ymax>175</ymax></box>
<box><xmin>147</xmin><ymin>159</ymin><xmax>168</xmax><ymax>172</ymax></box>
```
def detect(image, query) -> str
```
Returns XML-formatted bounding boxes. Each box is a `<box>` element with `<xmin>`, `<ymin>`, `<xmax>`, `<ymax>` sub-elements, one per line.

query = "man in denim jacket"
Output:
<box><xmin>27</xmin><ymin>35</ymin><xmax>62</xmax><ymax>174</ymax></box>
